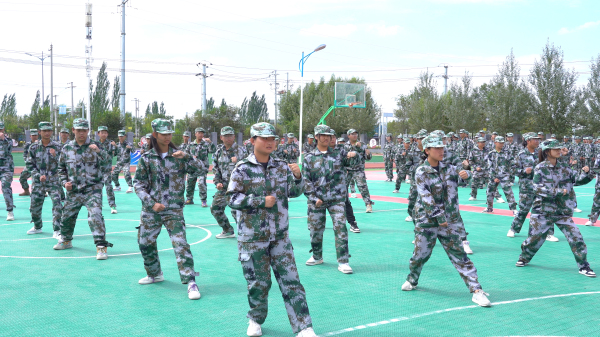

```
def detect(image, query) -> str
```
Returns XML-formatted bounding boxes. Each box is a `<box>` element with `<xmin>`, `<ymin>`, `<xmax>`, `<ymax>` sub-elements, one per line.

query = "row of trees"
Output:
<box><xmin>391</xmin><ymin>40</ymin><xmax>600</xmax><ymax>137</ymax></box>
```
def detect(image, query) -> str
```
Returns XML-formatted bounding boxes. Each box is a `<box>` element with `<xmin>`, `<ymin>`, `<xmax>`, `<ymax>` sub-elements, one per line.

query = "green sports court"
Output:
<box><xmin>1</xmin><ymin>170</ymin><xmax>599</xmax><ymax>336</ymax></box>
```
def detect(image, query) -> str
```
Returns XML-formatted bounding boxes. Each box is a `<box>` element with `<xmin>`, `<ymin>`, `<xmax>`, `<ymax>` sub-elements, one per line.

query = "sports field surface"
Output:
<box><xmin>1</xmin><ymin>170</ymin><xmax>599</xmax><ymax>336</ymax></box>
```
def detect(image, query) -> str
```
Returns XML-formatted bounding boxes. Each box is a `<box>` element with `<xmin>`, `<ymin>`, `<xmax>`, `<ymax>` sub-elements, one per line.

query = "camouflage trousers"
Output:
<box><xmin>407</xmin><ymin>178</ymin><xmax>418</xmax><ymax>218</ymax></box>
<box><xmin>384</xmin><ymin>158</ymin><xmax>394</xmax><ymax>180</ymax></box>
<box><xmin>486</xmin><ymin>177</ymin><xmax>517</xmax><ymax>210</ymax></box>
<box><xmin>346</xmin><ymin>170</ymin><xmax>372</xmax><ymax>206</ymax></box>
<box><xmin>0</xmin><ymin>170</ymin><xmax>14</xmax><ymax>211</ymax></box>
<box><xmin>395</xmin><ymin>168</ymin><xmax>409</xmax><ymax>191</ymax></box>
<box><xmin>407</xmin><ymin>221</ymin><xmax>481</xmax><ymax>293</ymax></box>
<box><xmin>103</xmin><ymin>173</ymin><xmax>116</xmax><ymax>208</ymax></box>
<box><xmin>511</xmin><ymin>180</ymin><xmax>535</xmax><ymax>233</ymax></box>
<box><xmin>307</xmin><ymin>202</ymin><xmax>349</xmax><ymax>263</ymax></box>
<box><xmin>238</xmin><ymin>238</ymin><xmax>312</xmax><ymax>334</ymax></box>
<box><xmin>186</xmin><ymin>173</ymin><xmax>208</xmax><ymax>202</ymax></box>
<box><xmin>588</xmin><ymin>184</ymin><xmax>600</xmax><ymax>222</ymax></box>
<box><xmin>111</xmin><ymin>162</ymin><xmax>133</xmax><ymax>188</ymax></box>
<box><xmin>519</xmin><ymin>215</ymin><xmax>589</xmax><ymax>269</ymax></box>
<box><xmin>19</xmin><ymin>167</ymin><xmax>31</xmax><ymax>190</ymax></box>
<box><xmin>138</xmin><ymin>209</ymin><xmax>198</xmax><ymax>284</ymax></box>
<box><xmin>60</xmin><ymin>188</ymin><xmax>109</xmax><ymax>247</ymax></box>
<box><xmin>349</xmin><ymin>178</ymin><xmax>356</xmax><ymax>193</ymax></box>
<box><xmin>30</xmin><ymin>181</ymin><xmax>62</xmax><ymax>231</ymax></box>
<box><xmin>470</xmin><ymin>171</ymin><xmax>488</xmax><ymax>198</ymax></box>
<box><xmin>210</xmin><ymin>190</ymin><xmax>236</xmax><ymax>233</ymax></box>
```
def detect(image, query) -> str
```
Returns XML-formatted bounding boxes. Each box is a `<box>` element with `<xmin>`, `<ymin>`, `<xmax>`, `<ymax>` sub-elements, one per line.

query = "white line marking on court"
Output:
<box><xmin>0</xmin><ymin>230</ymin><xmax>137</xmax><ymax>242</ymax></box>
<box><xmin>0</xmin><ymin>218</ymin><xmax>139</xmax><ymax>227</ymax></box>
<box><xmin>0</xmin><ymin>225</ymin><xmax>212</xmax><ymax>259</ymax></box>
<box><xmin>319</xmin><ymin>291</ymin><xmax>600</xmax><ymax>336</ymax></box>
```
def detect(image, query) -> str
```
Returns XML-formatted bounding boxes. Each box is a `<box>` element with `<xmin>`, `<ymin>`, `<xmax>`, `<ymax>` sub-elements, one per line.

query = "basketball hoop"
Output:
<box><xmin>347</xmin><ymin>102</ymin><xmax>363</xmax><ymax>108</ymax></box>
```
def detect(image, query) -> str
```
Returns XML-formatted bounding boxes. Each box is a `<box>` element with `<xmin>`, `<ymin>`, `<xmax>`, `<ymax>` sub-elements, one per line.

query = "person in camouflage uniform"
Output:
<box><xmin>484</xmin><ymin>132</ymin><xmax>497</xmax><ymax>153</ymax></box>
<box><xmin>572</xmin><ymin>136</ymin><xmax>583</xmax><ymax>170</ymax></box>
<box><xmin>516</xmin><ymin>139</ymin><xmax>596</xmax><ymax>277</ymax></box>
<box><xmin>227</xmin><ymin>122</ymin><xmax>316</xmax><ymax>337</ymax></box>
<box><xmin>585</xmin><ymin>150</ymin><xmax>600</xmax><ymax>226</ymax></box>
<box><xmin>96</xmin><ymin>126</ymin><xmax>118</xmax><ymax>213</ymax></box>
<box><xmin>303</xmin><ymin>125</ymin><xmax>357</xmax><ymax>273</ymax></box>
<box><xmin>18</xmin><ymin>129</ymin><xmax>38</xmax><ymax>196</ymax></box>
<box><xmin>282</xmin><ymin>133</ymin><xmax>300</xmax><ymax>164</ymax></box>
<box><xmin>456</xmin><ymin>129</ymin><xmax>474</xmax><ymax>161</ymax></box>
<box><xmin>57</xmin><ymin>128</ymin><xmax>70</xmax><ymax>201</ymax></box>
<box><xmin>508</xmin><ymin>133</ymin><xmax>541</xmax><ymax>237</ymax></box>
<box><xmin>210</xmin><ymin>126</ymin><xmax>247</xmax><ymax>239</ymax></box>
<box><xmin>140</xmin><ymin>133</ymin><xmax>152</xmax><ymax>154</ymax></box>
<box><xmin>53</xmin><ymin>118</ymin><xmax>112</xmax><ymax>260</ymax></box>
<box><xmin>505</xmin><ymin>133</ymin><xmax>519</xmax><ymax>185</ymax></box>
<box><xmin>483</xmin><ymin>136</ymin><xmax>517</xmax><ymax>213</ymax></box>
<box><xmin>344</xmin><ymin>129</ymin><xmax>374</xmax><ymax>212</ymax></box>
<box><xmin>583</xmin><ymin>136</ymin><xmax>595</xmax><ymax>169</ymax></box>
<box><xmin>180</xmin><ymin>131</ymin><xmax>191</xmax><ymax>152</ymax></box>
<box><xmin>111</xmin><ymin>130</ymin><xmax>134</xmax><ymax>194</ymax></box>
<box><xmin>393</xmin><ymin>136</ymin><xmax>411</xmax><ymax>193</ymax></box>
<box><xmin>185</xmin><ymin>127</ymin><xmax>216</xmax><ymax>207</ymax></box>
<box><xmin>25</xmin><ymin>122</ymin><xmax>63</xmax><ymax>238</ymax></box>
<box><xmin>303</xmin><ymin>134</ymin><xmax>316</xmax><ymax>154</ymax></box>
<box><xmin>404</xmin><ymin>130</ymin><xmax>428</xmax><ymax>222</ymax></box>
<box><xmin>467</xmin><ymin>137</ymin><xmax>488</xmax><ymax>200</ymax></box>
<box><xmin>383</xmin><ymin>133</ymin><xmax>395</xmax><ymax>181</ymax></box>
<box><xmin>402</xmin><ymin>135</ymin><xmax>491</xmax><ymax>307</ymax></box>
<box><xmin>133</xmin><ymin>119</ymin><xmax>204</xmax><ymax>300</ymax></box>
<box><xmin>0</xmin><ymin>122</ymin><xmax>15</xmax><ymax>221</ymax></box>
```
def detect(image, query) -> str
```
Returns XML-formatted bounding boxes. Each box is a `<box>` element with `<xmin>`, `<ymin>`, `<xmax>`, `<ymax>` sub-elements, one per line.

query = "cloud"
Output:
<box><xmin>367</xmin><ymin>23</ymin><xmax>402</xmax><ymax>37</ymax></box>
<box><xmin>299</xmin><ymin>24</ymin><xmax>358</xmax><ymax>38</ymax></box>
<box><xmin>558</xmin><ymin>20</ymin><xmax>600</xmax><ymax>34</ymax></box>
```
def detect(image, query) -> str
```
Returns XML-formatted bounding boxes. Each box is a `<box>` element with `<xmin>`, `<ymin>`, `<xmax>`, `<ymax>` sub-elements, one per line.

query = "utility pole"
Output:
<box><xmin>85</xmin><ymin>2</ymin><xmax>93</xmax><ymax>132</ymax></box>
<box><xmin>443</xmin><ymin>65</ymin><xmax>449</xmax><ymax>95</ymax></box>
<box><xmin>67</xmin><ymin>82</ymin><xmax>76</xmax><ymax>117</ymax></box>
<box><xmin>273</xmin><ymin>70</ymin><xmax>278</xmax><ymax>126</ymax></box>
<box><xmin>26</xmin><ymin>51</ymin><xmax>49</xmax><ymax>106</ymax></box>
<box><xmin>119</xmin><ymin>0</ymin><xmax>128</xmax><ymax>117</ymax></box>
<box><xmin>49</xmin><ymin>44</ymin><xmax>56</xmax><ymax>136</ymax></box>
<box><xmin>286</xmin><ymin>72</ymin><xmax>289</xmax><ymax>93</ymax></box>
<box><xmin>132</xmin><ymin>98</ymin><xmax>139</xmax><ymax>138</ymax></box>
<box><xmin>196</xmin><ymin>62</ymin><xmax>212</xmax><ymax>115</ymax></box>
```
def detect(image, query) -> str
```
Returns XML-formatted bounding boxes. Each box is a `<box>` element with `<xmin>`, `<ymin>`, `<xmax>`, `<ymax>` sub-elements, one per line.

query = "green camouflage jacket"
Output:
<box><xmin>486</xmin><ymin>149</ymin><xmax>512</xmax><ymax>180</ymax></box>
<box><xmin>134</xmin><ymin>147</ymin><xmax>206</xmax><ymax>212</ymax></box>
<box><xmin>0</xmin><ymin>137</ymin><xmax>14</xmax><ymax>172</ymax></box>
<box><xmin>23</xmin><ymin>141</ymin><xmax>36</xmax><ymax>161</ymax></box>
<box><xmin>282</xmin><ymin>142</ymin><xmax>300</xmax><ymax>163</ymax></box>
<box><xmin>405</xmin><ymin>146</ymin><xmax>424</xmax><ymax>178</ymax></box>
<box><xmin>227</xmin><ymin>153</ymin><xmax>305</xmax><ymax>242</ymax></box>
<box><xmin>468</xmin><ymin>146</ymin><xmax>487</xmax><ymax>172</ymax></box>
<box><xmin>303</xmin><ymin>141</ymin><xmax>316</xmax><ymax>154</ymax></box>
<box><xmin>58</xmin><ymin>138</ymin><xmax>110</xmax><ymax>191</ymax></box>
<box><xmin>382</xmin><ymin>142</ymin><xmax>395</xmax><ymax>162</ymax></box>
<box><xmin>302</xmin><ymin>146</ymin><xmax>351</xmax><ymax>205</ymax></box>
<box><xmin>212</xmin><ymin>142</ymin><xmax>248</xmax><ymax>190</ymax></box>
<box><xmin>457</xmin><ymin>137</ymin><xmax>474</xmax><ymax>160</ymax></box>
<box><xmin>343</xmin><ymin>141</ymin><xmax>372</xmax><ymax>171</ymax></box>
<box><xmin>115</xmin><ymin>140</ymin><xmax>132</xmax><ymax>164</ymax></box>
<box><xmin>394</xmin><ymin>144</ymin><xmax>410</xmax><ymax>169</ymax></box>
<box><xmin>189</xmin><ymin>139</ymin><xmax>216</xmax><ymax>173</ymax></box>
<box><xmin>26</xmin><ymin>140</ymin><xmax>62</xmax><ymax>184</ymax></box>
<box><xmin>515</xmin><ymin>148</ymin><xmax>537</xmax><ymax>181</ymax></box>
<box><xmin>179</xmin><ymin>142</ymin><xmax>191</xmax><ymax>153</ymax></box>
<box><xmin>98</xmin><ymin>139</ymin><xmax>117</xmax><ymax>162</ymax></box>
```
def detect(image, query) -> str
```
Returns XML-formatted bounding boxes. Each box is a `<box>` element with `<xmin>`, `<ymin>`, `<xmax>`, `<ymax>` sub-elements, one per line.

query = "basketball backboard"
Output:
<box><xmin>334</xmin><ymin>82</ymin><xmax>366</xmax><ymax>108</ymax></box>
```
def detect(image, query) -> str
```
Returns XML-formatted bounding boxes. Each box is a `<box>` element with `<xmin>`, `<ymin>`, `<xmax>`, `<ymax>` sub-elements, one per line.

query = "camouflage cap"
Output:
<box><xmin>459</xmin><ymin>129</ymin><xmax>467</xmax><ymax>134</ymax></box>
<box><xmin>479</xmin><ymin>130</ymin><xmax>485</xmax><ymax>133</ymax></box>
<box><xmin>38</xmin><ymin>122</ymin><xmax>52</xmax><ymax>131</ymax></box>
<box><xmin>250</xmin><ymin>122</ymin><xmax>276</xmax><ymax>138</ymax></box>
<box><xmin>145</xmin><ymin>133</ymin><xmax>152</xmax><ymax>139</ymax></box>
<box><xmin>151</xmin><ymin>119</ymin><xmax>175</xmax><ymax>134</ymax></box>
<box><xmin>574</xmin><ymin>135</ymin><xmax>581</xmax><ymax>140</ymax></box>
<box><xmin>506</xmin><ymin>132</ymin><xmax>514</xmax><ymax>137</ymax></box>
<box><xmin>563</xmin><ymin>135</ymin><xmax>569</xmax><ymax>139</ymax></box>
<box><xmin>97</xmin><ymin>126</ymin><xmax>108</xmax><ymax>132</ymax></box>
<box><xmin>307</xmin><ymin>134</ymin><xmax>314</xmax><ymax>139</ymax></box>
<box><xmin>73</xmin><ymin>118</ymin><xmax>89</xmax><ymax>129</ymax></box>
<box><xmin>386</xmin><ymin>133</ymin><xmax>392</xmax><ymax>137</ymax></box>
<box><xmin>30</xmin><ymin>129</ymin><xmax>39</xmax><ymax>135</ymax></box>
<box><xmin>415</xmin><ymin>130</ymin><xmax>428</xmax><ymax>139</ymax></box>
<box><xmin>538</xmin><ymin>132</ymin><xmax>544</xmax><ymax>135</ymax></box>
<box><xmin>495</xmin><ymin>136</ymin><xmax>505</xmax><ymax>143</ymax></box>
<box><xmin>337</xmin><ymin>137</ymin><xmax>345</xmax><ymax>142</ymax></box>
<box><xmin>330</xmin><ymin>129</ymin><xmax>336</xmax><ymax>135</ymax></box>
<box><xmin>430</xmin><ymin>130</ymin><xmax>445</xmax><ymax>138</ymax></box>
<box><xmin>492</xmin><ymin>131</ymin><xmax>498</xmax><ymax>135</ymax></box>
<box><xmin>523</xmin><ymin>132</ymin><xmax>540</xmax><ymax>141</ymax></box>
<box><xmin>287</xmin><ymin>133</ymin><xmax>295</xmax><ymax>138</ymax></box>
<box><xmin>0</xmin><ymin>121</ymin><xmax>4</xmax><ymax>129</ymax></box>
<box><xmin>195</xmin><ymin>127</ymin><xmax>206</xmax><ymax>133</ymax></box>
<box><xmin>220</xmin><ymin>126</ymin><xmax>235</xmax><ymax>135</ymax></box>
<box><xmin>540</xmin><ymin>139</ymin><xmax>562</xmax><ymax>151</ymax></box>
<box><xmin>407</xmin><ymin>134</ymin><xmax>413</xmax><ymax>138</ymax></box>
<box><xmin>477</xmin><ymin>137</ymin><xmax>486</xmax><ymax>142</ymax></box>
<box><xmin>421</xmin><ymin>135</ymin><xmax>445</xmax><ymax>149</ymax></box>
<box><xmin>60</xmin><ymin>127</ymin><xmax>69</xmax><ymax>134</ymax></box>
<box><xmin>396</xmin><ymin>135</ymin><xmax>403</xmax><ymax>139</ymax></box>
<box><xmin>447</xmin><ymin>132</ymin><xmax>455</xmax><ymax>137</ymax></box>
<box><xmin>551</xmin><ymin>134</ymin><xmax>556</xmax><ymax>138</ymax></box>
<box><xmin>404</xmin><ymin>139</ymin><xmax>411</xmax><ymax>143</ymax></box>
<box><xmin>183</xmin><ymin>131</ymin><xmax>191</xmax><ymax>137</ymax></box>
<box><xmin>347</xmin><ymin>128</ymin><xmax>358</xmax><ymax>135</ymax></box>
<box><xmin>314</xmin><ymin>125</ymin><xmax>334</xmax><ymax>136</ymax></box>
<box><xmin>118</xmin><ymin>130</ymin><xmax>126</xmax><ymax>136</ymax></box>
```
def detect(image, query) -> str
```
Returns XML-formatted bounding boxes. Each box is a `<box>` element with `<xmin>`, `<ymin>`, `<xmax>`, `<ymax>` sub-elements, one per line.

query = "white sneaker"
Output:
<box><xmin>53</xmin><ymin>240</ymin><xmax>73</xmax><ymax>250</ymax></box>
<box><xmin>247</xmin><ymin>319</ymin><xmax>262</xmax><ymax>337</ymax></box>
<box><xmin>139</xmin><ymin>274</ymin><xmax>165</xmax><ymax>284</ymax></box>
<box><xmin>472</xmin><ymin>290</ymin><xmax>491</xmax><ymax>307</ymax></box>
<box><xmin>546</xmin><ymin>234</ymin><xmax>559</xmax><ymax>242</ymax></box>
<box><xmin>350</xmin><ymin>193</ymin><xmax>356</xmax><ymax>198</ymax></box>
<box><xmin>401</xmin><ymin>280</ymin><xmax>415</xmax><ymax>291</ymax></box>
<box><xmin>338</xmin><ymin>263</ymin><xmax>353</xmax><ymax>274</ymax></box>
<box><xmin>216</xmin><ymin>231</ymin><xmax>235</xmax><ymax>239</ymax></box>
<box><xmin>366</xmin><ymin>204</ymin><xmax>373</xmax><ymax>213</ymax></box>
<box><xmin>406</xmin><ymin>179</ymin><xmax>411</xmax><ymax>184</ymax></box>
<box><xmin>306</xmin><ymin>256</ymin><xmax>323</xmax><ymax>266</ymax></box>
<box><xmin>512</xmin><ymin>210</ymin><xmax>518</xmax><ymax>216</ymax></box>
<box><xmin>52</xmin><ymin>231</ymin><xmax>61</xmax><ymax>239</ymax></box>
<box><xmin>585</xmin><ymin>220</ymin><xmax>594</xmax><ymax>226</ymax></box>
<box><xmin>507</xmin><ymin>229</ymin><xmax>515</xmax><ymax>238</ymax></box>
<box><xmin>6</xmin><ymin>211</ymin><xmax>14</xmax><ymax>221</ymax></box>
<box><xmin>126</xmin><ymin>187</ymin><xmax>134</xmax><ymax>193</ymax></box>
<box><xmin>468</xmin><ymin>197</ymin><xmax>476</xmax><ymax>201</ymax></box>
<box><xmin>393</xmin><ymin>189</ymin><xmax>399</xmax><ymax>193</ymax></box>
<box><xmin>188</xmin><ymin>281</ymin><xmax>201</xmax><ymax>300</ymax></box>
<box><xmin>27</xmin><ymin>227</ymin><xmax>42</xmax><ymax>235</ymax></box>
<box><xmin>574</xmin><ymin>208</ymin><xmax>582</xmax><ymax>213</ymax></box>
<box><xmin>96</xmin><ymin>246</ymin><xmax>108</xmax><ymax>260</ymax></box>
<box><xmin>297</xmin><ymin>327</ymin><xmax>317</xmax><ymax>337</ymax></box>
<box><xmin>462</xmin><ymin>241</ymin><xmax>473</xmax><ymax>254</ymax></box>
<box><xmin>110</xmin><ymin>207</ymin><xmax>118</xmax><ymax>214</ymax></box>
<box><xmin>496</xmin><ymin>197</ymin><xmax>505</xmax><ymax>203</ymax></box>
<box><xmin>113</xmin><ymin>186</ymin><xmax>121</xmax><ymax>191</ymax></box>
<box><xmin>411</xmin><ymin>240</ymin><xmax>415</xmax><ymax>244</ymax></box>
<box><xmin>405</xmin><ymin>215</ymin><xmax>413</xmax><ymax>222</ymax></box>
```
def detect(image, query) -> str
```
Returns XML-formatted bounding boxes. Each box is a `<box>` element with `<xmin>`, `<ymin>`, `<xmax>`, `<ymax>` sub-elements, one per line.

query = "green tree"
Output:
<box><xmin>395</xmin><ymin>72</ymin><xmax>446</xmax><ymax>133</ymax></box>
<box><xmin>239</xmin><ymin>91</ymin><xmax>268</xmax><ymax>126</ymax></box>
<box><xmin>111</xmin><ymin>76</ymin><xmax>120</xmax><ymax>112</ymax></box>
<box><xmin>574</xmin><ymin>55</ymin><xmax>600</xmax><ymax>136</ymax></box>
<box><xmin>444</xmin><ymin>72</ymin><xmax>485</xmax><ymax>133</ymax></box>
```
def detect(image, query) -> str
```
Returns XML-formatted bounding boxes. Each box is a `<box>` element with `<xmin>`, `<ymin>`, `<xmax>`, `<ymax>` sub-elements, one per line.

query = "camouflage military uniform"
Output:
<box><xmin>468</xmin><ymin>145</ymin><xmax>488</xmax><ymax>198</ymax></box>
<box><xmin>405</xmin><ymin>135</ymin><xmax>426</xmax><ymax>217</ymax></box>
<box><xmin>519</xmin><ymin>157</ymin><xmax>593</xmax><ymax>270</ymax></box>
<box><xmin>282</xmin><ymin>142</ymin><xmax>300</xmax><ymax>164</ymax></box>
<box><xmin>228</xmin><ymin>144</ymin><xmax>312</xmax><ymax>334</ymax></box>
<box><xmin>26</xmin><ymin>138</ymin><xmax>63</xmax><ymax>231</ymax></box>
<box><xmin>0</xmin><ymin>135</ymin><xmax>15</xmax><ymax>212</ymax></box>
<box><xmin>587</xmin><ymin>152</ymin><xmax>600</xmax><ymax>223</ymax></box>
<box><xmin>97</xmin><ymin>138</ymin><xmax>117</xmax><ymax>208</ymax></box>
<box><xmin>19</xmin><ymin>139</ymin><xmax>35</xmax><ymax>191</ymax></box>
<box><xmin>134</xmin><ymin>144</ymin><xmax>206</xmax><ymax>283</ymax></box>
<box><xmin>58</xmin><ymin>137</ymin><xmax>111</xmax><ymax>247</ymax></box>
<box><xmin>111</xmin><ymin>139</ymin><xmax>133</xmax><ymax>189</ymax></box>
<box><xmin>511</xmin><ymin>146</ymin><xmax>538</xmax><ymax>233</ymax></box>
<box><xmin>456</xmin><ymin>136</ymin><xmax>474</xmax><ymax>161</ymax></box>
<box><xmin>344</xmin><ymin>140</ymin><xmax>373</xmax><ymax>206</ymax></box>
<box><xmin>303</xmin><ymin>141</ymin><xmax>316</xmax><ymax>155</ymax></box>
<box><xmin>583</xmin><ymin>139</ymin><xmax>595</xmax><ymax>169</ymax></box>
<box><xmin>303</xmin><ymin>143</ymin><xmax>352</xmax><ymax>263</ymax></box>
<box><xmin>394</xmin><ymin>141</ymin><xmax>410</xmax><ymax>191</ymax></box>
<box><xmin>486</xmin><ymin>145</ymin><xmax>517</xmax><ymax>211</ymax></box>
<box><xmin>383</xmin><ymin>136</ymin><xmax>395</xmax><ymax>181</ymax></box>
<box><xmin>406</xmin><ymin>154</ymin><xmax>481</xmax><ymax>293</ymax></box>
<box><xmin>186</xmin><ymin>139</ymin><xmax>216</xmax><ymax>203</ymax></box>
<box><xmin>211</xmin><ymin>141</ymin><xmax>247</xmax><ymax>234</ymax></box>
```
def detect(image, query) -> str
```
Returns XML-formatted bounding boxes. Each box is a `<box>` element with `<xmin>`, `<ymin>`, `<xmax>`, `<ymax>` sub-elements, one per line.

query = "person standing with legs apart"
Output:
<box><xmin>303</xmin><ymin>125</ymin><xmax>356</xmax><ymax>274</ymax></box>
<box><xmin>211</xmin><ymin>126</ymin><xmax>247</xmax><ymax>239</ymax></box>
<box><xmin>482</xmin><ymin>136</ymin><xmax>517</xmax><ymax>214</ymax></box>
<box><xmin>111</xmin><ymin>130</ymin><xmax>134</xmax><ymax>194</ymax></box>
<box><xmin>467</xmin><ymin>137</ymin><xmax>488</xmax><ymax>201</ymax></box>
<box><xmin>402</xmin><ymin>135</ymin><xmax>491</xmax><ymax>307</ymax></box>
<box><xmin>393</xmin><ymin>137</ymin><xmax>410</xmax><ymax>193</ymax></box>
<box><xmin>186</xmin><ymin>127</ymin><xmax>215</xmax><ymax>207</ymax></box>
<box><xmin>57</xmin><ymin>128</ymin><xmax>70</xmax><ymax>201</ymax></box>
<box><xmin>332</xmin><ymin>135</ymin><xmax>360</xmax><ymax>233</ymax></box>
<box><xmin>18</xmin><ymin>129</ymin><xmax>38</xmax><ymax>197</ymax></box>
<box><xmin>25</xmin><ymin>122</ymin><xmax>63</xmax><ymax>238</ymax></box>
<box><xmin>344</xmin><ymin>129</ymin><xmax>374</xmax><ymax>213</ymax></box>
<box><xmin>508</xmin><ymin>133</ymin><xmax>540</xmax><ymax>238</ymax></box>
<box><xmin>516</xmin><ymin>140</ymin><xmax>596</xmax><ymax>277</ymax></box>
<box><xmin>383</xmin><ymin>133</ymin><xmax>394</xmax><ymax>182</ymax></box>
<box><xmin>96</xmin><ymin>126</ymin><xmax>118</xmax><ymax>214</ymax></box>
<box><xmin>54</xmin><ymin>118</ymin><xmax>112</xmax><ymax>259</ymax></box>
<box><xmin>405</xmin><ymin>130</ymin><xmax>428</xmax><ymax>222</ymax></box>
<box><xmin>0</xmin><ymin>122</ymin><xmax>15</xmax><ymax>221</ymax></box>
<box><xmin>228</xmin><ymin>122</ymin><xmax>316</xmax><ymax>337</ymax></box>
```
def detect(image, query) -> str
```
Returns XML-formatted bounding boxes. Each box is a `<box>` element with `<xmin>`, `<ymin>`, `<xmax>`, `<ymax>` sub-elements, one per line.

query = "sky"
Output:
<box><xmin>0</xmin><ymin>0</ymin><xmax>599</xmax><ymax>124</ymax></box>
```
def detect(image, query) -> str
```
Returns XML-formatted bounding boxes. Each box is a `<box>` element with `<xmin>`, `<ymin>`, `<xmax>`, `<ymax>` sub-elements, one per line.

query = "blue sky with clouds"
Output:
<box><xmin>0</xmin><ymin>0</ymin><xmax>599</xmax><ymax>122</ymax></box>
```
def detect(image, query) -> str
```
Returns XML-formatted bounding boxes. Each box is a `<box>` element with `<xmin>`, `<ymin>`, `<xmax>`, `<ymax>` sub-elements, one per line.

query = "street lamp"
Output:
<box><xmin>298</xmin><ymin>44</ymin><xmax>326</xmax><ymax>162</ymax></box>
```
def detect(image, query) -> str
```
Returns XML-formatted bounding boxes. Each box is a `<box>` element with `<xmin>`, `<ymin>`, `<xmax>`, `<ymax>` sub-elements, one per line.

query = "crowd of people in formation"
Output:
<box><xmin>3</xmin><ymin>117</ymin><xmax>599</xmax><ymax>336</ymax></box>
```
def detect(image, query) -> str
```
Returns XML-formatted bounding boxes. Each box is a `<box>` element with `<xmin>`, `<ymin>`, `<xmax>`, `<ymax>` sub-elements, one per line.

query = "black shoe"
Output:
<box><xmin>185</xmin><ymin>200</ymin><xmax>194</xmax><ymax>205</ymax></box>
<box><xmin>579</xmin><ymin>266</ymin><xmax>596</xmax><ymax>277</ymax></box>
<box><xmin>516</xmin><ymin>259</ymin><xmax>528</xmax><ymax>267</ymax></box>
<box><xmin>349</xmin><ymin>221</ymin><xmax>360</xmax><ymax>233</ymax></box>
